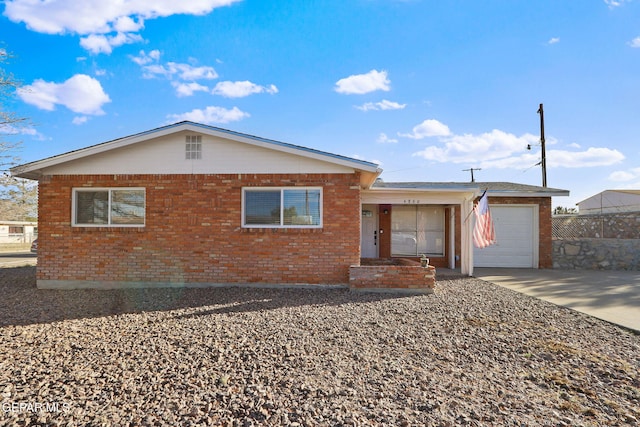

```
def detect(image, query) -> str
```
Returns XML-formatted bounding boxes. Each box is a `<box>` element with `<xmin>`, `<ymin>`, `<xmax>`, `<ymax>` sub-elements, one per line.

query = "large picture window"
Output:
<box><xmin>243</xmin><ymin>187</ymin><xmax>322</xmax><ymax>228</ymax></box>
<box><xmin>73</xmin><ymin>188</ymin><xmax>145</xmax><ymax>226</ymax></box>
<box><xmin>391</xmin><ymin>205</ymin><xmax>444</xmax><ymax>256</ymax></box>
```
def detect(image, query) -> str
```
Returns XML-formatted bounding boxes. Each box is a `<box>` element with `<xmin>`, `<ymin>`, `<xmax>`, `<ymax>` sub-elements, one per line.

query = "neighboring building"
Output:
<box><xmin>577</xmin><ymin>190</ymin><xmax>640</xmax><ymax>215</ymax></box>
<box><xmin>0</xmin><ymin>220</ymin><xmax>37</xmax><ymax>243</ymax></box>
<box><xmin>11</xmin><ymin>122</ymin><xmax>568</xmax><ymax>289</ymax></box>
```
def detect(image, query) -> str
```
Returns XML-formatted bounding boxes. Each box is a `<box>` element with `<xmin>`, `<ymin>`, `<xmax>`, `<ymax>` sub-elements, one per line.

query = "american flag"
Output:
<box><xmin>473</xmin><ymin>191</ymin><xmax>496</xmax><ymax>248</ymax></box>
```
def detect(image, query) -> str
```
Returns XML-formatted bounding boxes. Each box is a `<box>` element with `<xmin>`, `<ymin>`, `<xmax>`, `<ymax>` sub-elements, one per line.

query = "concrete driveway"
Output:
<box><xmin>474</xmin><ymin>268</ymin><xmax>640</xmax><ymax>333</ymax></box>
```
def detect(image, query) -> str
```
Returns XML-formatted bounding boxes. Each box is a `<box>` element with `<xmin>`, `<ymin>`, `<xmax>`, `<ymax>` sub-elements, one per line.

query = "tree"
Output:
<box><xmin>1</xmin><ymin>47</ymin><xmax>27</xmax><ymax>166</ymax></box>
<box><xmin>0</xmin><ymin>175</ymin><xmax>37</xmax><ymax>221</ymax></box>
<box><xmin>0</xmin><ymin>46</ymin><xmax>35</xmax><ymax>221</ymax></box>
<box><xmin>553</xmin><ymin>206</ymin><xmax>577</xmax><ymax>215</ymax></box>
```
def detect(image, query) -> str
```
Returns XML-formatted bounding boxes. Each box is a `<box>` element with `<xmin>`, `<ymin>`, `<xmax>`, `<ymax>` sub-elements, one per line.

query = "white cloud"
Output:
<box><xmin>167</xmin><ymin>106</ymin><xmax>250</xmax><ymax>124</ymax></box>
<box><xmin>412</xmin><ymin>129</ymin><xmax>536</xmax><ymax>163</ymax></box>
<box><xmin>608</xmin><ymin>167</ymin><xmax>640</xmax><ymax>182</ymax></box>
<box><xmin>609</xmin><ymin>171</ymin><xmax>636</xmax><ymax>182</ymax></box>
<box><xmin>356</xmin><ymin>99</ymin><xmax>406</xmax><ymax>111</ymax></box>
<box><xmin>334</xmin><ymin>69</ymin><xmax>390</xmax><ymax>95</ymax></box>
<box><xmin>113</xmin><ymin>16</ymin><xmax>144</xmax><ymax>33</ymax></box>
<box><xmin>0</xmin><ymin>124</ymin><xmax>46</xmax><ymax>140</ymax></box>
<box><xmin>548</xmin><ymin>37</ymin><xmax>560</xmax><ymax>45</ymax></box>
<box><xmin>131</xmin><ymin>49</ymin><xmax>161</xmax><ymax>66</ymax></box>
<box><xmin>629</xmin><ymin>37</ymin><xmax>640</xmax><ymax>48</ymax></box>
<box><xmin>4</xmin><ymin>0</ymin><xmax>241</xmax><ymax>53</ymax></box>
<box><xmin>604</xmin><ymin>0</ymin><xmax>628</xmax><ymax>8</ymax></box>
<box><xmin>141</xmin><ymin>61</ymin><xmax>218</xmax><ymax>81</ymax></box>
<box><xmin>18</xmin><ymin>74</ymin><xmax>111</xmax><ymax>115</ymax></box>
<box><xmin>131</xmin><ymin>50</ymin><xmax>219</xmax><ymax>96</ymax></box>
<box><xmin>131</xmin><ymin>51</ymin><xmax>218</xmax><ymax>80</ymax></box>
<box><xmin>80</xmin><ymin>32</ymin><xmax>143</xmax><ymax>54</ymax></box>
<box><xmin>545</xmin><ymin>147</ymin><xmax>625</xmax><ymax>168</ymax></box>
<box><xmin>72</xmin><ymin>116</ymin><xmax>89</xmax><ymax>125</ymax></box>
<box><xmin>376</xmin><ymin>133</ymin><xmax>398</xmax><ymax>144</ymax></box>
<box><xmin>479</xmin><ymin>147</ymin><xmax>625</xmax><ymax>169</ymax></box>
<box><xmin>172</xmin><ymin>82</ymin><xmax>210</xmax><ymax>97</ymax></box>
<box><xmin>399</xmin><ymin>119</ymin><xmax>451</xmax><ymax>139</ymax></box>
<box><xmin>409</xmin><ymin>119</ymin><xmax>624</xmax><ymax>169</ymax></box>
<box><xmin>211</xmin><ymin>81</ymin><xmax>279</xmax><ymax>98</ymax></box>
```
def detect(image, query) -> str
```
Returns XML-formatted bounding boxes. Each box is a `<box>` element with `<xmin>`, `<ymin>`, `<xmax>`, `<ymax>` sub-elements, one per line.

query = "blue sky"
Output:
<box><xmin>2</xmin><ymin>0</ymin><xmax>639</xmax><ymax>208</ymax></box>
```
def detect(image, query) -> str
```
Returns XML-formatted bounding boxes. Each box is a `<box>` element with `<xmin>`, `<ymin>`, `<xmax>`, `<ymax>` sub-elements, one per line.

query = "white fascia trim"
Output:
<box><xmin>12</xmin><ymin>125</ymin><xmax>184</xmax><ymax>179</ymax></box>
<box><xmin>369</xmin><ymin>187</ymin><xmax>481</xmax><ymax>194</ymax></box>
<box><xmin>362</xmin><ymin>188</ymin><xmax>480</xmax><ymax>205</ymax></box>
<box><xmin>12</xmin><ymin>122</ymin><xmax>380</xmax><ymax>179</ymax></box>
<box><xmin>487</xmin><ymin>191</ymin><xmax>570</xmax><ymax>197</ymax></box>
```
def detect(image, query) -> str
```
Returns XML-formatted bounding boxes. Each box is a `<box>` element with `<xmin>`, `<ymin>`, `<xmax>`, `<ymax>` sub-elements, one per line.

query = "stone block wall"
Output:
<box><xmin>553</xmin><ymin>213</ymin><xmax>640</xmax><ymax>239</ymax></box>
<box><xmin>553</xmin><ymin>238</ymin><xmax>640</xmax><ymax>270</ymax></box>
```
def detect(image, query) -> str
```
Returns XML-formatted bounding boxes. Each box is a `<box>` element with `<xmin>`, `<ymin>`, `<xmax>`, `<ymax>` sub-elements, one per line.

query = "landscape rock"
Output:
<box><xmin>0</xmin><ymin>266</ymin><xmax>638</xmax><ymax>425</ymax></box>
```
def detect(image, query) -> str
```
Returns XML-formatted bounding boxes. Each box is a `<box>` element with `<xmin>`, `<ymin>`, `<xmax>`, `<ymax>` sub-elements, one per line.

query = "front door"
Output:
<box><xmin>361</xmin><ymin>205</ymin><xmax>378</xmax><ymax>258</ymax></box>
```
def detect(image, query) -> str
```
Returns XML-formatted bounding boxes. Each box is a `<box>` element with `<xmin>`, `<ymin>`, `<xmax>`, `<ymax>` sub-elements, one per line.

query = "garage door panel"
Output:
<box><xmin>474</xmin><ymin>205</ymin><xmax>537</xmax><ymax>268</ymax></box>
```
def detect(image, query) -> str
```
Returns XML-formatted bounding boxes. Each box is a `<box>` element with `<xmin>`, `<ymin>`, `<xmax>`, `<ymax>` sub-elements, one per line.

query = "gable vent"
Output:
<box><xmin>186</xmin><ymin>135</ymin><xmax>202</xmax><ymax>160</ymax></box>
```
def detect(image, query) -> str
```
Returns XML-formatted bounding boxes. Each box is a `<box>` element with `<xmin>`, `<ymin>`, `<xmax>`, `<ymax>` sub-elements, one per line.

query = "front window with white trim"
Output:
<box><xmin>73</xmin><ymin>188</ymin><xmax>145</xmax><ymax>226</ymax></box>
<box><xmin>243</xmin><ymin>187</ymin><xmax>322</xmax><ymax>228</ymax></box>
<box><xmin>391</xmin><ymin>205</ymin><xmax>444</xmax><ymax>256</ymax></box>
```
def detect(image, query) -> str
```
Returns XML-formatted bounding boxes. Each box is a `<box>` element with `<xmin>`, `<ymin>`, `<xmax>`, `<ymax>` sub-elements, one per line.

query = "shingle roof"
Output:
<box><xmin>373</xmin><ymin>181</ymin><xmax>569</xmax><ymax>196</ymax></box>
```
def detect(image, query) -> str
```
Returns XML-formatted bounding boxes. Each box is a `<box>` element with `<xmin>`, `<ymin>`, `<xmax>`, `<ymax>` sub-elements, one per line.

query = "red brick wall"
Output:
<box><xmin>480</xmin><ymin>196</ymin><xmax>553</xmax><ymax>269</ymax></box>
<box><xmin>37</xmin><ymin>173</ymin><xmax>362</xmax><ymax>285</ymax></box>
<box><xmin>349</xmin><ymin>264</ymin><xmax>435</xmax><ymax>291</ymax></box>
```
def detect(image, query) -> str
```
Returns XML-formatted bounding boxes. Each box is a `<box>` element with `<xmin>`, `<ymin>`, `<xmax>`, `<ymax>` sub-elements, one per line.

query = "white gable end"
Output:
<box><xmin>12</xmin><ymin>122</ymin><xmax>381</xmax><ymax>187</ymax></box>
<box><xmin>34</xmin><ymin>131</ymin><xmax>357</xmax><ymax>176</ymax></box>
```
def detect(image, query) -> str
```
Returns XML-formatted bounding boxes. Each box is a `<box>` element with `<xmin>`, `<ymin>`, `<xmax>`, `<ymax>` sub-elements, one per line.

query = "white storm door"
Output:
<box><xmin>361</xmin><ymin>205</ymin><xmax>378</xmax><ymax>258</ymax></box>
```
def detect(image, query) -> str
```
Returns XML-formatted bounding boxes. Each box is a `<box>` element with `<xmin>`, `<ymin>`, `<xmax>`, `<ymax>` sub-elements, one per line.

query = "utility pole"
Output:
<box><xmin>537</xmin><ymin>103</ymin><xmax>547</xmax><ymax>187</ymax></box>
<box><xmin>462</xmin><ymin>168</ymin><xmax>481</xmax><ymax>182</ymax></box>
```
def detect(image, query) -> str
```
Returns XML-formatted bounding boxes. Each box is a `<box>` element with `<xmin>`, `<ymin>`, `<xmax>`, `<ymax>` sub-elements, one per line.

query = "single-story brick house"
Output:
<box><xmin>12</xmin><ymin>121</ymin><xmax>568</xmax><ymax>289</ymax></box>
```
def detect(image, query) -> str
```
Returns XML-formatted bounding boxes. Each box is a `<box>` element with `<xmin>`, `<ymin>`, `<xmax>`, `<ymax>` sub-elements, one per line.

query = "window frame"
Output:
<box><xmin>242</xmin><ymin>187</ymin><xmax>323</xmax><ymax>229</ymax></box>
<box><xmin>391</xmin><ymin>205</ymin><xmax>444</xmax><ymax>257</ymax></box>
<box><xmin>8</xmin><ymin>226</ymin><xmax>24</xmax><ymax>235</ymax></box>
<box><xmin>185</xmin><ymin>135</ymin><xmax>202</xmax><ymax>160</ymax></box>
<box><xmin>72</xmin><ymin>187</ymin><xmax>146</xmax><ymax>227</ymax></box>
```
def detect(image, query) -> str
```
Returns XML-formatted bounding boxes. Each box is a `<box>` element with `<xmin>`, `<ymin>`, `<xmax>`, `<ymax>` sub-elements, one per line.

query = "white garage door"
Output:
<box><xmin>474</xmin><ymin>205</ymin><xmax>538</xmax><ymax>268</ymax></box>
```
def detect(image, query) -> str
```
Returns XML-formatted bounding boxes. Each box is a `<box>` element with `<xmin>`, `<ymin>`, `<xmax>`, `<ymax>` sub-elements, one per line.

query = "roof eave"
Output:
<box><xmin>10</xmin><ymin>121</ymin><xmax>380</xmax><ymax>179</ymax></box>
<box><xmin>368</xmin><ymin>186</ymin><xmax>480</xmax><ymax>194</ymax></box>
<box><xmin>487</xmin><ymin>190</ymin><xmax>570</xmax><ymax>197</ymax></box>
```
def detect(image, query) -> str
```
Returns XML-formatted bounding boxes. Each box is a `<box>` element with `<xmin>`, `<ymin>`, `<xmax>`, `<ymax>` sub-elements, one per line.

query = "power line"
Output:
<box><xmin>462</xmin><ymin>168</ymin><xmax>482</xmax><ymax>182</ymax></box>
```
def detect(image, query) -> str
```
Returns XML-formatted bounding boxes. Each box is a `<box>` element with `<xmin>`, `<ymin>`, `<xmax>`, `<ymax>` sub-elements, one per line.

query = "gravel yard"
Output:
<box><xmin>1</xmin><ymin>266</ymin><xmax>639</xmax><ymax>426</ymax></box>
